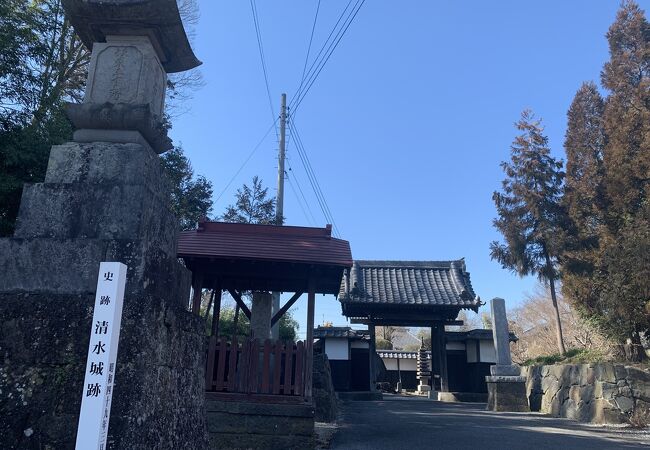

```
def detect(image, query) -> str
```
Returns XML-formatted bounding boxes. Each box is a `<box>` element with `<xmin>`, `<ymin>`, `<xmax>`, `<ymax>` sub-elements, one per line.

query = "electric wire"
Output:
<box><xmin>249</xmin><ymin>0</ymin><xmax>278</xmax><ymax>136</ymax></box>
<box><xmin>286</xmin><ymin>139</ymin><xmax>318</xmax><ymax>226</ymax></box>
<box><xmin>295</xmin><ymin>0</ymin><xmax>322</xmax><ymax>105</ymax></box>
<box><xmin>293</xmin><ymin>0</ymin><xmax>354</xmax><ymax>106</ymax></box>
<box><xmin>285</xmin><ymin>120</ymin><xmax>318</xmax><ymax>225</ymax></box>
<box><xmin>288</xmin><ymin>117</ymin><xmax>341</xmax><ymax>237</ymax></box>
<box><xmin>214</xmin><ymin>118</ymin><xmax>279</xmax><ymax>205</ymax></box>
<box><xmin>291</xmin><ymin>0</ymin><xmax>366</xmax><ymax>116</ymax></box>
<box><xmin>292</xmin><ymin>0</ymin><xmax>365</xmax><ymax>114</ymax></box>
<box><xmin>286</xmin><ymin>166</ymin><xmax>314</xmax><ymax>226</ymax></box>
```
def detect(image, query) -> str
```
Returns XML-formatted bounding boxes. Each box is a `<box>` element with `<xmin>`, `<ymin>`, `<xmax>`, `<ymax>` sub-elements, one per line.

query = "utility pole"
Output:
<box><xmin>271</xmin><ymin>93</ymin><xmax>286</xmax><ymax>339</ymax></box>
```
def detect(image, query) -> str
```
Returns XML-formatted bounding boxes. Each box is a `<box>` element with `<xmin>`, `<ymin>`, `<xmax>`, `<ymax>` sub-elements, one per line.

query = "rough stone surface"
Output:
<box><xmin>0</xmin><ymin>142</ymin><xmax>208</xmax><ymax>449</ymax></box>
<box><xmin>206</xmin><ymin>398</ymin><xmax>315</xmax><ymax>450</ymax></box>
<box><xmin>85</xmin><ymin>36</ymin><xmax>166</xmax><ymax>117</ymax></box>
<box><xmin>486</xmin><ymin>378</ymin><xmax>529</xmax><ymax>412</ymax></box>
<box><xmin>313</xmin><ymin>353</ymin><xmax>338</xmax><ymax>422</ymax></box>
<box><xmin>523</xmin><ymin>363</ymin><xmax>650</xmax><ymax>424</ymax></box>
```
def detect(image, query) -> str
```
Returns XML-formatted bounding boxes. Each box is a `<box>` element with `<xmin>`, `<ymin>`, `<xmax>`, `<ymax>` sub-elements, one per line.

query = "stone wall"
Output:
<box><xmin>206</xmin><ymin>397</ymin><xmax>315</xmax><ymax>450</ymax></box>
<box><xmin>0</xmin><ymin>142</ymin><xmax>208</xmax><ymax>449</ymax></box>
<box><xmin>523</xmin><ymin>364</ymin><xmax>650</xmax><ymax>424</ymax></box>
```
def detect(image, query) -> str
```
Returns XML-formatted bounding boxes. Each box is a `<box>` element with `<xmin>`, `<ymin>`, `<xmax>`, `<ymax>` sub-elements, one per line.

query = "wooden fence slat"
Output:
<box><xmin>238</xmin><ymin>339</ymin><xmax>251</xmax><ymax>392</ymax></box>
<box><xmin>248</xmin><ymin>339</ymin><xmax>260</xmax><ymax>394</ymax></box>
<box><xmin>215</xmin><ymin>337</ymin><xmax>228</xmax><ymax>391</ymax></box>
<box><xmin>283</xmin><ymin>342</ymin><xmax>294</xmax><ymax>394</ymax></box>
<box><xmin>227</xmin><ymin>337</ymin><xmax>239</xmax><ymax>392</ymax></box>
<box><xmin>205</xmin><ymin>336</ymin><xmax>217</xmax><ymax>390</ymax></box>
<box><xmin>294</xmin><ymin>341</ymin><xmax>304</xmax><ymax>397</ymax></box>
<box><xmin>272</xmin><ymin>341</ymin><xmax>283</xmax><ymax>395</ymax></box>
<box><xmin>261</xmin><ymin>339</ymin><xmax>272</xmax><ymax>394</ymax></box>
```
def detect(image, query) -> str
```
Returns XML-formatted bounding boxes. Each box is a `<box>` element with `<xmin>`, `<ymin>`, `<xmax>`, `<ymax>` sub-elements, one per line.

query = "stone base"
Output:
<box><xmin>486</xmin><ymin>376</ymin><xmax>529</xmax><ymax>412</ymax></box>
<box><xmin>438</xmin><ymin>392</ymin><xmax>488</xmax><ymax>403</ymax></box>
<box><xmin>73</xmin><ymin>129</ymin><xmax>154</xmax><ymax>153</ymax></box>
<box><xmin>0</xmin><ymin>291</ymin><xmax>208</xmax><ymax>449</ymax></box>
<box><xmin>417</xmin><ymin>384</ymin><xmax>432</xmax><ymax>394</ymax></box>
<box><xmin>491</xmin><ymin>364</ymin><xmax>521</xmax><ymax>376</ymax></box>
<box><xmin>206</xmin><ymin>396</ymin><xmax>315</xmax><ymax>450</ymax></box>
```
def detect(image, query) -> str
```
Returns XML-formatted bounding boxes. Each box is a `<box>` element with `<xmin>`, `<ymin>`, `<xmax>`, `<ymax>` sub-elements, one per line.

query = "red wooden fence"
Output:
<box><xmin>205</xmin><ymin>337</ymin><xmax>307</xmax><ymax>399</ymax></box>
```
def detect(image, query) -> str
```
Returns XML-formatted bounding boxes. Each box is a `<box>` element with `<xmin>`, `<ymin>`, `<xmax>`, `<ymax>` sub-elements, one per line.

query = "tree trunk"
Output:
<box><xmin>548</xmin><ymin>275</ymin><xmax>567</xmax><ymax>355</ymax></box>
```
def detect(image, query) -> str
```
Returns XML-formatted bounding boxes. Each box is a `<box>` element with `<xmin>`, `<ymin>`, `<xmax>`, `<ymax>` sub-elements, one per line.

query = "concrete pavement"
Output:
<box><xmin>329</xmin><ymin>394</ymin><xmax>650</xmax><ymax>450</ymax></box>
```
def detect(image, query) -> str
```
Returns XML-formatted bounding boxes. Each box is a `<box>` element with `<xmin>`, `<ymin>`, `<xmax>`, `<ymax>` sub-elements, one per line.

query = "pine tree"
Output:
<box><xmin>491</xmin><ymin>110</ymin><xmax>567</xmax><ymax>355</ymax></box>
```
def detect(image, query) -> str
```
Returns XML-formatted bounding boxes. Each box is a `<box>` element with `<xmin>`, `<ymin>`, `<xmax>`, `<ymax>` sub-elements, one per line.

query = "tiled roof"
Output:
<box><xmin>313</xmin><ymin>326</ymin><xmax>369</xmax><ymax>340</ymax></box>
<box><xmin>391</xmin><ymin>328</ymin><xmax>420</xmax><ymax>351</ymax></box>
<box><xmin>339</xmin><ymin>260</ymin><xmax>479</xmax><ymax>309</ymax></box>
<box><xmin>178</xmin><ymin>221</ymin><xmax>352</xmax><ymax>267</ymax></box>
<box><xmin>446</xmin><ymin>329</ymin><xmax>518</xmax><ymax>342</ymax></box>
<box><xmin>377</xmin><ymin>350</ymin><xmax>422</xmax><ymax>359</ymax></box>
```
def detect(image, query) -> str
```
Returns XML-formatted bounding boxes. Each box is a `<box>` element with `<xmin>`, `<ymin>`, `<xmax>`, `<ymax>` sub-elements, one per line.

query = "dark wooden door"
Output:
<box><xmin>350</xmin><ymin>348</ymin><xmax>370</xmax><ymax>391</ymax></box>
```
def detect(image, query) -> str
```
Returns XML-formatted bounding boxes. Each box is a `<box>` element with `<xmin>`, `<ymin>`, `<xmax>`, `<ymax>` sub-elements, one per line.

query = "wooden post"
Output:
<box><xmin>368</xmin><ymin>322</ymin><xmax>376</xmax><ymax>391</ymax></box>
<box><xmin>231</xmin><ymin>304</ymin><xmax>240</xmax><ymax>342</ymax></box>
<box><xmin>211</xmin><ymin>284</ymin><xmax>222</xmax><ymax>337</ymax></box>
<box><xmin>205</xmin><ymin>283</ymin><xmax>222</xmax><ymax>390</ymax></box>
<box><xmin>304</xmin><ymin>285</ymin><xmax>315</xmax><ymax>400</ymax></box>
<box><xmin>431</xmin><ymin>323</ymin><xmax>449</xmax><ymax>392</ymax></box>
<box><xmin>191</xmin><ymin>271</ymin><xmax>204</xmax><ymax>314</ymax></box>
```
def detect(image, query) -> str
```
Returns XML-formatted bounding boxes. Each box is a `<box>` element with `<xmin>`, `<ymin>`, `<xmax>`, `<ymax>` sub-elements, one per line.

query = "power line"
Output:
<box><xmin>291</xmin><ymin>0</ymin><xmax>366</xmax><ymax>116</ymax></box>
<box><xmin>293</xmin><ymin>0</ymin><xmax>365</xmax><ymax>114</ymax></box>
<box><xmin>288</xmin><ymin>117</ymin><xmax>341</xmax><ymax>237</ymax></box>
<box><xmin>214</xmin><ymin>119</ymin><xmax>278</xmax><ymax>205</ymax></box>
<box><xmin>249</xmin><ymin>0</ymin><xmax>277</xmax><ymax>134</ymax></box>
<box><xmin>295</xmin><ymin>0</ymin><xmax>322</xmax><ymax>103</ymax></box>
<box><xmin>285</xmin><ymin>134</ymin><xmax>318</xmax><ymax>227</ymax></box>
<box><xmin>293</xmin><ymin>0</ymin><xmax>354</xmax><ymax>105</ymax></box>
<box><xmin>286</xmin><ymin>167</ymin><xmax>314</xmax><ymax>226</ymax></box>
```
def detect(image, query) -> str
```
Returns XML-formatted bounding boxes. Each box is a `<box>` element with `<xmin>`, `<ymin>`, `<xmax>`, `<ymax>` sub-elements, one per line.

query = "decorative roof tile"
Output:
<box><xmin>313</xmin><ymin>326</ymin><xmax>369</xmax><ymax>340</ymax></box>
<box><xmin>339</xmin><ymin>260</ymin><xmax>479</xmax><ymax>309</ymax></box>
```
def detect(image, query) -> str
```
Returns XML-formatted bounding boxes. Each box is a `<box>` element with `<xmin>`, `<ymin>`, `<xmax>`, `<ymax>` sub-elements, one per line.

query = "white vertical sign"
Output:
<box><xmin>75</xmin><ymin>262</ymin><xmax>127</xmax><ymax>450</ymax></box>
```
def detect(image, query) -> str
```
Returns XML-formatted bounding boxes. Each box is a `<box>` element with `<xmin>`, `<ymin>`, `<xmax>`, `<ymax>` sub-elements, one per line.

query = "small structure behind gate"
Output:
<box><xmin>178</xmin><ymin>220</ymin><xmax>352</xmax><ymax>448</ymax></box>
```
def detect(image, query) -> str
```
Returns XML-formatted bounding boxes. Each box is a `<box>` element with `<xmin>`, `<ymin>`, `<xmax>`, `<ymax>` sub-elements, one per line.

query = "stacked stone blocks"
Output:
<box><xmin>524</xmin><ymin>363</ymin><xmax>650</xmax><ymax>424</ymax></box>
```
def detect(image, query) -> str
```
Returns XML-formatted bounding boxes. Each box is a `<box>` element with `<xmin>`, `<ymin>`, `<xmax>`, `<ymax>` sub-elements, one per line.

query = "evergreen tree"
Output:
<box><xmin>561</xmin><ymin>82</ymin><xmax>606</xmax><ymax>317</ymax></box>
<box><xmin>561</xmin><ymin>2</ymin><xmax>649</xmax><ymax>361</ymax></box>
<box><xmin>159</xmin><ymin>146</ymin><xmax>214</xmax><ymax>230</ymax></box>
<box><xmin>491</xmin><ymin>110</ymin><xmax>567</xmax><ymax>354</ymax></box>
<box><xmin>221</xmin><ymin>176</ymin><xmax>278</xmax><ymax>225</ymax></box>
<box><xmin>600</xmin><ymin>0</ymin><xmax>649</xmax><ymax>221</ymax></box>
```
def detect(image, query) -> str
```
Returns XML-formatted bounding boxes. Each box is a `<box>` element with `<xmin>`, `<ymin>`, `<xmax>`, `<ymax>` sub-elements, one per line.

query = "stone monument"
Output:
<box><xmin>485</xmin><ymin>298</ymin><xmax>529</xmax><ymax>412</ymax></box>
<box><xmin>0</xmin><ymin>1</ymin><xmax>210</xmax><ymax>447</ymax></box>
<box><xmin>416</xmin><ymin>338</ymin><xmax>432</xmax><ymax>395</ymax></box>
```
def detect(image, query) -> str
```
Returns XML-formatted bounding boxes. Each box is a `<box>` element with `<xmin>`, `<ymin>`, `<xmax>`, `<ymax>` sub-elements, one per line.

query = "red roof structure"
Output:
<box><xmin>177</xmin><ymin>220</ymin><xmax>352</xmax><ymax>295</ymax></box>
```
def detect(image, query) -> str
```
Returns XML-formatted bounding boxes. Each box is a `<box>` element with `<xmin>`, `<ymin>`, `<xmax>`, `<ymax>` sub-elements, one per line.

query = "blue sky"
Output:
<box><xmin>172</xmin><ymin>1</ymin><xmax>643</xmax><ymax>339</ymax></box>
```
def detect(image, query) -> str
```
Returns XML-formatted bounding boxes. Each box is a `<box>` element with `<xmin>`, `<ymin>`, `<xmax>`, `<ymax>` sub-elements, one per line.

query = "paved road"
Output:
<box><xmin>329</xmin><ymin>394</ymin><xmax>650</xmax><ymax>450</ymax></box>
